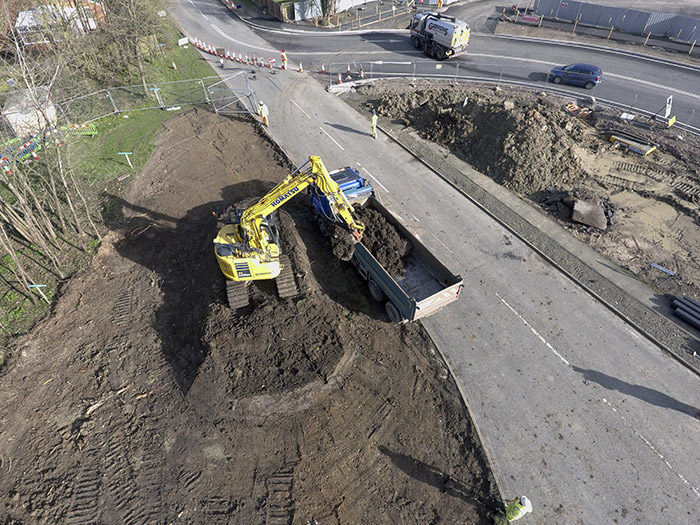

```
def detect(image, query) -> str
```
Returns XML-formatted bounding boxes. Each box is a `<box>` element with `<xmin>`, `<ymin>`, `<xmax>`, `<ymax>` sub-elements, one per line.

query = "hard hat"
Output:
<box><xmin>281</xmin><ymin>49</ymin><xmax>285</xmax><ymax>52</ymax></box>
<box><xmin>372</xmin><ymin>109</ymin><xmax>376</xmax><ymax>114</ymax></box>
<box><xmin>259</xmin><ymin>100</ymin><xmax>263</xmax><ymax>105</ymax></box>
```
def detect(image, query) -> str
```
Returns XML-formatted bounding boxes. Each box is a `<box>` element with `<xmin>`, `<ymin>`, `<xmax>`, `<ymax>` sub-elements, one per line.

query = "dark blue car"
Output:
<box><xmin>549</xmin><ymin>63</ymin><xmax>602</xmax><ymax>89</ymax></box>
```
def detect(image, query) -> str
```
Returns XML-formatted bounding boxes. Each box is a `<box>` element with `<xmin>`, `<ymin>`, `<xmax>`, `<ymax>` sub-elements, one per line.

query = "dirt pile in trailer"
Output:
<box><xmin>0</xmin><ymin>108</ymin><xmax>498</xmax><ymax>524</ymax></box>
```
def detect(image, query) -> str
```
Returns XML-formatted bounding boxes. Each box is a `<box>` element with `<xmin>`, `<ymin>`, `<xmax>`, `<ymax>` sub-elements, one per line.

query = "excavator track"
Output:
<box><xmin>275</xmin><ymin>255</ymin><xmax>298</xmax><ymax>299</ymax></box>
<box><xmin>226</xmin><ymin>280</ymin><xmax>250</xmax><ymax>311</ymax></box>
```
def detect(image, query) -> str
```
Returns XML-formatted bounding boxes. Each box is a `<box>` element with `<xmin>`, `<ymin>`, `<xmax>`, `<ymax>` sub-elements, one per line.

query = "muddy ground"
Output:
<box><xmin>0</xmin><ymin>108</ymin><xmax>499</xmax><ymax>524</ymax></box>
<box><xmin>343</xmin><ymin>81</ymin><xmax>700</xmax><ymax>302</ymax></box>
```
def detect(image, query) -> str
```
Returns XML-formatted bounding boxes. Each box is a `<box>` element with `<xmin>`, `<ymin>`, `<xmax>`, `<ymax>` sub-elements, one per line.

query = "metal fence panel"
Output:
<box><xmin>156</xmin><ymin>78</ymin><xmax>209</xmax><ymax>107</ymax></box>
<box><xmin>207</xmin><ymin>72</ymin><xmax>255</xmax><ymax>115</ymax></box>
<box><xmin>553</xmin><ymin>0</ymin><xmax>584</xmax><ymax>21</ymax></box>
<box><xmin>585</xmin><ymin>6</ymin><xmax>626</xmax><ymax>28</ymax></box>
<box><xmin>578</xmin><ymin>4</ymin><xmax>603</xmax><ymax>26</ymax></box>
<box><xmin>668</xmin><ymin>15</ymin><xmax>700</xmax><ymax>43</ymax></box>
<box><xmin>646</xmin><ymin>12</ymin><xmax>676</xmax><ymax>38</ymax></box>
<box><xmin>615</xmin><ymin>10</ymin><xmax>648</xmax><ymax>33</ymax></box>
<box><xmin>58</xmin><ymin>89</ymin><xmax>117</xmax><ymax>124</ymax></box>
<box><xmin>534</xmin><ymin>0</ymin><xmax>561</xmax><ymax>18</ymax></box>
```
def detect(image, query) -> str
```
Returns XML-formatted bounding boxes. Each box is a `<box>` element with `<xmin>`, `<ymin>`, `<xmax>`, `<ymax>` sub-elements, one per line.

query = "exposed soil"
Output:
<box><xmin>0</xmin><ymin>108</ymin><xmax>498</xmax><ymax>524</ymax></box>
<box><xmin>345</xmin><ymin>81</ymin><xmax>700</xmax><ymax>301</ymax></box>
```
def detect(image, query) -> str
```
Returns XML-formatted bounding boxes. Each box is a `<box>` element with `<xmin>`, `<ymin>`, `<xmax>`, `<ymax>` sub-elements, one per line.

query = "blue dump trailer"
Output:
<box><xmin>311</xmin><ymin>166</ymin><xmax>463</xmax><ymax>323</ymax></box>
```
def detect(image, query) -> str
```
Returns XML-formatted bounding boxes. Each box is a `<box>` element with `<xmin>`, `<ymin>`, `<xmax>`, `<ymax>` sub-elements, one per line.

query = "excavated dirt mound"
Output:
<box><xmin>0</xmin><ymin>108</ymin><xmax>498</xmax><ymax>523</ymax></box>
<box><xmin>349</xmin><ymin>81</ymin><xmax>700</xmax><ymax>301</ymax></box>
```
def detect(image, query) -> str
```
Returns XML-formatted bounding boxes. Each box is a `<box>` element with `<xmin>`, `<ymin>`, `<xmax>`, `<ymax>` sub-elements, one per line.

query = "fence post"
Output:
<box><xmin>573</xmin><ymin>18</ymin><xmax>578</xmax><ymax>33</ymax></box>
<box><xmin>105</xmin><ymin>89</ymin><xmax>119</xmax><ymax>114</ymax></box>
<box><xmin>643</xmin><ymin>32</ymin><xmax>651</xmax><ymax>46</ymax></box>
<box><xmin>200</xmin><ymin>79</ymin><xmax>210</xmax><ymax>103</ymax></box>
<box><xmin>690</xmin><ymin>39</ymin><xmax>697</xmax><ymax>54</ymax></box>
<box><xmin>607</xmin><ymin>26</ymin><xmax>614</xmax><ymax>39</ymax></box>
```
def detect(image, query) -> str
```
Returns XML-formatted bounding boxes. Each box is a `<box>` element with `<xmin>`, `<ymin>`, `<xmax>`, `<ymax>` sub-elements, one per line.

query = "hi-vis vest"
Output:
<box><xmin>505</xmin><ymin>499</ymin><xmax>530</xmax><ymax>521</ymax></box>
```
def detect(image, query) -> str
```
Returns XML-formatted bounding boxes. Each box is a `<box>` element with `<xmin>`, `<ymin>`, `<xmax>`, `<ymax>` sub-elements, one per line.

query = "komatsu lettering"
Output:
<box><xmin>271</xmin><ymin>186</ymin><xmax>300</xmax><ymax>207</ymax></box>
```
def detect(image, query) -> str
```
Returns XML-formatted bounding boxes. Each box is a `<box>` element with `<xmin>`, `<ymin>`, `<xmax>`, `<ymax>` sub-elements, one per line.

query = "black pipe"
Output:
<box><xmin>673</xmin><ymin>308</ymin><xmax>700</xmax><ymax>331</ymax></box>
<box><xmin>672</xmin><ymin>299</ymin><xmax>700</xmax><ymax>318</ymax></box>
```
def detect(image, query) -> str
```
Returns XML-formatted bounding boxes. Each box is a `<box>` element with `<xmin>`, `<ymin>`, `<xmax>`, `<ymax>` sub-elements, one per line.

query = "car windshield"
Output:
<box><xmin>564</xmin><ymin>65</ymin><xmax>575</xmax><ymax>71</ymax></box>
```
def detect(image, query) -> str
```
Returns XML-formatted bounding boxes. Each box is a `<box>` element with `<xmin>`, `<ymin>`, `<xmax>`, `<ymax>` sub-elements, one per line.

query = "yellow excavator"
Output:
<box><xmin>213</xmin><ymin>155</ymin><xmax>366</xmax><ymax>309</ymax></box>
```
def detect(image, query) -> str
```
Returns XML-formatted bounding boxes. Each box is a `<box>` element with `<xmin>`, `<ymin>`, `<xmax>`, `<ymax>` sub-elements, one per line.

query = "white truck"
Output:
<box><xmin>409</xmin><ymin>11</ymin><xmax>470</xmax><ymax>60</ymax></box>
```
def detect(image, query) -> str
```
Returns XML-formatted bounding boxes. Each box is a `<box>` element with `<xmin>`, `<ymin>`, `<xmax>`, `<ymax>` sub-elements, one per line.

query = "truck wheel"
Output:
<box><xmin>435</xmin><ymin>47</ymin><xmax>446</xmax><ymax>61</ymax></box>
<box><xmin>385</xmin><ymin>302</ymin><xmax>402</xmax><ymax>324</ymax></box>
<box><xmin>412</xmin><ymin>37</ymin><xmax>421</xmax><ymax>49</ymax></box>
<box><xmin>368</xmin><ymin>279</ymin><xmax>384</xmax><ymax>302</ymax></box>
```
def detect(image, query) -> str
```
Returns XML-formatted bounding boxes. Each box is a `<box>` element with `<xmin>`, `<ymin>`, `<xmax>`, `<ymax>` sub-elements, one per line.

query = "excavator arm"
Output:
<box><xmin>238</xmin><ymin>155</ymin><xmax>364</xmax><ymax>252</ymax></box>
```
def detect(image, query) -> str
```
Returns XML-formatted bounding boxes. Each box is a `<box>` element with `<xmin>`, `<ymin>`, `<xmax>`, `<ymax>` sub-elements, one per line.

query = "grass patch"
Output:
<box><xmin>75</xmin><ymin>110</ymin><xmax>174</xmax><ymax>181</ymax></box>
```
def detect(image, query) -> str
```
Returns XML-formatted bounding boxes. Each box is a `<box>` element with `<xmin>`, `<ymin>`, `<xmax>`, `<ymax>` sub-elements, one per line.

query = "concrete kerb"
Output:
<box><xmin>347</xmin><ymin>81</ymin><xmax>700</xmax><ymax>378</ymax></box>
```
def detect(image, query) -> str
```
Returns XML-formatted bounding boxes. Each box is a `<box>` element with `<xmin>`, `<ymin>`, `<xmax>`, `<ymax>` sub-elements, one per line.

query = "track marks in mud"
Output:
<box><xmin>66</xmin><ymin>448</ymin><xmax>101</xmax><ymax>525</ymax></box>
<box><xmin>112</xmin><ymin>288</ymin><xmax>134</xmax><ymax>326</ymax></box>
<box><xmin>265</xmin><ymin>462</ymin><xmax>298</xmax><ymax>525</ymax></box>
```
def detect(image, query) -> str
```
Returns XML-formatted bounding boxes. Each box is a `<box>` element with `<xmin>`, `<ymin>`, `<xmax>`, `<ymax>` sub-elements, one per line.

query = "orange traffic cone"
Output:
<box><xmin>298</xmin><ymin>62</ymin><xmax>303</xmax><ymax>73</ymax></box>
<box><xmin>321</xmin><ymin>63</ymin><xmax>326</xmax><ymax>74</ymax></box>
<box><xmin>269</xmin><ymin>60</ymin><xmax>273</xmax><ymax>69</ymax></box>
<box><xmin>260</xmin><ymin>58</ymin><xmax>265</xmax><ymax>68</ymax></box>
<box><xmin>347</xmin><ymin>63</ymin><xmax>351</xmax><ymax>76</ymax></box>
<box><xmin>338</xmin><ymin>72</ymin><xmax>342</xmax><ymax>84</ymax></box>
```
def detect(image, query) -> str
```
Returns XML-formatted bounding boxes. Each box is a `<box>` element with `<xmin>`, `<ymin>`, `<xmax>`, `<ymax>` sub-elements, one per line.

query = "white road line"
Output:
<box><xmin>360</xmin><ymin>167</ymin><xmax>388</xmax><ymax>193</ymax></box>
<box><xmin>291</xmin><ymin>100</ymin><xmax>310</xmax><ymax>119</ymax></box>
<box><xmin>497</xmin><ymin>292</ymin><xmax>699</xmax><ymax>498</ymax></box>
<box><xmin>601</xmin><ymin>397</ymin><xmax>700</xmax><ymax>499</ymax></box>
<box><xmin>391</xmin><ymin>207</ymin><xmax>452</xmax><ymax>254</ymax></box>
<box><xmin>496</xmin><ymin>293</ymin><xmax>570</xmax><ymax>366</ymax></box>
<box><xmin>429</xmin><ymin>231</ymin><xmax>453</xmax><ymax>254</ymax></box>
<box><xmin>320</xmin><ymin>128</ymin><xmax>344</xmax><ymax>151</ymax></box>
<box><xmin>210</xmin><ymin>24</ymin><xmax>277</xmax><ymax>52</ymax></box>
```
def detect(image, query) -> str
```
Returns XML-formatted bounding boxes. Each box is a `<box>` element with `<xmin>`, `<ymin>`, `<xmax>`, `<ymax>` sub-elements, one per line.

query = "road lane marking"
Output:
<box><xmin>320</xmin><ymin>128</ymin><xmax>344</xmax><ymax>151</ymax></box>
<box><xmin>497</xmin><ymin>292</ymin><xmax>699</xmax><ymax>499</ymax></box>
<box><xmin>291</xmin><ymin>100</ymin><xmax>310</xmax><ymax>119</ymax></box>
<box><xmin>601</xmin><ymin>397</ymin><xmax>700</xmax><ymax>499</ymax></box>
<box><xmin>360</xmin><ymin>167</ymin><xmax>388</xmax><ymax>193</ymax></box>
<box><xmin>496</xmin><ymin>293</ymin><xmax>570</xmax><ymax>365</ymax></box>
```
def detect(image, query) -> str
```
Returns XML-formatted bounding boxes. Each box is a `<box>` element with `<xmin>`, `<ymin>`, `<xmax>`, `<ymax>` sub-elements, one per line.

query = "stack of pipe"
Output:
<box><xmin>672</xmin><ymin>296</ymin><xmax>700</xmax><ymax>331</ymax></box>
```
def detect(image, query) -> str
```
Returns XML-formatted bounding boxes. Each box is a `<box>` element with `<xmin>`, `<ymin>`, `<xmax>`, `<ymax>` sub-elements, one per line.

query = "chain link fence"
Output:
<box><xmin>56</xmin><ymin>74</ymin><xmax>255</xmax><ymax>125</ymax></box>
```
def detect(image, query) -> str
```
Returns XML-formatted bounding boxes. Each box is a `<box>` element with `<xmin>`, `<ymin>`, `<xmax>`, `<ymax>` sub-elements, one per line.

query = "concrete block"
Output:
<box><xmin>572</xmin><ymin>199</ymin><xmax>607</xmax><ymax>230</ymax></box>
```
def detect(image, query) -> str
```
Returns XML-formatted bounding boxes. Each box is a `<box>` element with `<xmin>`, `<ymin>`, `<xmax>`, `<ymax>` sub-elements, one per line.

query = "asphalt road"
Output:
<box><xmin>173</xmin><ymin>1</ymin><xmax>700</xmax><ymax>522</ymax></box>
